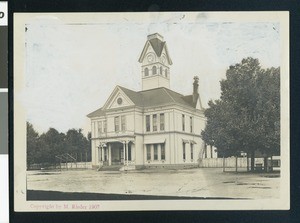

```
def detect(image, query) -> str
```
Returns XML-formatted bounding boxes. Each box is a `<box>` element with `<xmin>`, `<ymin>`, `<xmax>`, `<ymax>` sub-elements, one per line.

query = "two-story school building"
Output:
<box><xmin>87</xmin><ymin>33</ymin><xmax>217</xmax><ymax>170</ymax></box>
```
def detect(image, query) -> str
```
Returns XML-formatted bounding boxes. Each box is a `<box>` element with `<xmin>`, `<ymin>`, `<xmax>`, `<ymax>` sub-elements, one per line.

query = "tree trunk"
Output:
<box><xmin>235</xmin><ymin>155</ymin><xmax>238</xmax><ymax>173</ymax></box>
<box><xmin>250</xmin><ymin>150</ymin><xmax>255</xmax><ymax>172</ymax></box>
<box><xmin>246</xmin><ymin>153</ymin><xmax>249</xmax><ymax>172</ymax></box>
<box><xmin>264</xmin><ymin>156</ymin><xmax>268</xmax><ymax>172</ymax></box>
<box><xmin>223</xmin><ymin>155</ymin><xmax>225</xmax><ymax>172</ymax></box>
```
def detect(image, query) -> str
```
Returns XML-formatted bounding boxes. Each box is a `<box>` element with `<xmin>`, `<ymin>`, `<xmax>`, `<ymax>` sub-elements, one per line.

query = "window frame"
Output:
<box><xmin>190</xmin><ymin>116</ymin><xmax>193</xmax><ymax>133</ymax></box>
<box><xmin>154</xmin><ymin>144</ymin><xmax>158</xmax><ymax>160</ymax></box>
<box><xmin>103</xmin><ymin>120</ymin><xmax>107</xmax><ymax>133</ymax></box>
<box><xmin>161</xmin><ymin>143</ymin><xmax>165</xmax><ymax>160</ymax></box>
<box><xmin>144</xmin><ymin>67</ymin><xmax>149</xmax><ymax>76</ymax></box>
<box><xmin>183</xmin><ymin>142</ymin><xmax>186</xmax><ymax>160</ymax></box>
<box><xmin>146</xmin><ymin>144</ymin><xmax>151</xmax><ymax>161</ymax></box>
<box><xmin>153</xmin><ymin>114</ymin><xmax>157</xmax><ymax>132</ymax></box>
<box><xmin>191</xmin><ymin>143</ymin><xmax>194</xmax><ymax>160</ymax></box>
<box><xmin>146</xmin><ymin>115</ymin><xmax>150</xmax><ymax>132</ymax></box>
<box><xmin>121</xmin><ymin>115</ymin><xmax>126</xmax><ymax>131</ymax></box>
<box><xmin>160</xmin><ymin>113</ymin><xmax>165</xmax><ymax>131</ymax></box>
<box><xmin>152</xmin><ymin>66</ymin><xmax>157</xmax><ymax>75</ymax></box>
<box><xmin>114</xmin><ymin>116</ymin><xmax>120</xmax><ymax>132</ymax></box>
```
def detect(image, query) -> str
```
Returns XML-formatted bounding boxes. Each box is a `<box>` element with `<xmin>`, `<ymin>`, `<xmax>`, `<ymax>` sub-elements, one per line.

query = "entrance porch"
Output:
<box><xmin>97</xmin><ymin>139</ymin><xmax>135</xmax><ymax>170</ymax></box>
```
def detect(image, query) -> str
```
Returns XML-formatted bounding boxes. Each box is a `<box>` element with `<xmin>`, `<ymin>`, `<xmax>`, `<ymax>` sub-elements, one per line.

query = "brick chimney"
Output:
<box><xmin>193</xmin><ymin>76</ymin><xmax>199</xmax><ymax>104</ymax></box>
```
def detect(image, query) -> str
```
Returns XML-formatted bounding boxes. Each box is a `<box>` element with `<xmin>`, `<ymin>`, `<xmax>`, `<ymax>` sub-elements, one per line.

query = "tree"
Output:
<box><xmin>201</xmin><ymin>58</ymin><xmax>280</xmax><ymax>171</ymax></box>
<box><xmin>39</xmin><ymin>128</ymin><xmax>66</xmax><ymax>165</ymax></box>
<box><xmin>26</xmin><ymin>122</ymin><xmax>40</xmax><ymax>168</ymax></box>
<box><xmin>65</xmin><ymin>128</ymin><xmax>90</xmax><ymax>158</ymax></box>
<box><xmin>27</xmin><ymin>123</ymin><xmax>91</xmax><ymax>168</ymax></box>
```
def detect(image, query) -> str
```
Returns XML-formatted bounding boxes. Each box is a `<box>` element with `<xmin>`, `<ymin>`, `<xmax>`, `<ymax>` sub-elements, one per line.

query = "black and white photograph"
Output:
<box><xmin>13</xmin><ymin>11</ymin><xmax>289</xmax><ymax>211</ymax></box>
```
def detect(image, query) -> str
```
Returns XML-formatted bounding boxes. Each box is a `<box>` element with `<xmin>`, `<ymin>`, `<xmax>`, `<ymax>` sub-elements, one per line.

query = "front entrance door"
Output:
<box><xmin>111</xmin><ymin>143</ymin><xmax>124</xmax><ymax>165</ymax></box>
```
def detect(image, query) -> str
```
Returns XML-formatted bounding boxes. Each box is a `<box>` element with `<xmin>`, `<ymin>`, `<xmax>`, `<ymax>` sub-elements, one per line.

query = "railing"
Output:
<box><xmin>94</xmin><ymin>130</ymin><xmax>135</xmax><ymax>139</ymax></box>
<box><xmin>125</xmin><ymin>160</ymin><xmax>135</xmax><ymax>165</ymax></box>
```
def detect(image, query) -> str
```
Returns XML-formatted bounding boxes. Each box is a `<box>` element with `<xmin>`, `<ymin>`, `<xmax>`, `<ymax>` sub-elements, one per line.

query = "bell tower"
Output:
<box><xmin>138</xmin><ymin>33</ymin><xmax>172</xmax><ymax>90</ymax></box>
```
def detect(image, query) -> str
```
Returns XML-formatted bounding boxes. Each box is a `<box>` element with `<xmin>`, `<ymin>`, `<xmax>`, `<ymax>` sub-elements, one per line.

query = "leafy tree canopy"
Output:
<box><xmin>201</xmin><ymin>58</ymin><xmax>280</xmax><ymax>159</ymax></box>
<box><xmin>26</xmin><ymin>122</ymin><xmax>91</xmax><ymax>167</ymax></box>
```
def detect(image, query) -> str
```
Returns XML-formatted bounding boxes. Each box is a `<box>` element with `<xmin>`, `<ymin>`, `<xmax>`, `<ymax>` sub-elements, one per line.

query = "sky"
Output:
<box><xmin>19</xmin><ymin>12</ymin><xmax>280</xmax><ymax>136</ymax></box>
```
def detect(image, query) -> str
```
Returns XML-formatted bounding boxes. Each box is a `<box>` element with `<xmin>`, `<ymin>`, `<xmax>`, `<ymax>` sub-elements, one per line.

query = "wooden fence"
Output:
<box><xmin>199</xmin><ymin>157</ymin><xmax>264</xmax><ymax>168</ymax></box>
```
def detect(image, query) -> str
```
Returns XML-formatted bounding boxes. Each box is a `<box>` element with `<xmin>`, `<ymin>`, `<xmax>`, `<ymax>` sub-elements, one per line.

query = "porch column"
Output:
<box><xmin>133</xmin><ymin>140</ymin><xmax>136</xmax><ymax>163</ymax></box>
<box><xmin>123</xmin><ymin>142</ymin><xmax>126</xmax><ymax>166</ymax></box>
<box><xmin>126</xmin><ymin>141</ymin><xmax>129</xmax><ymax>166</ymax></box>
<box><xmin>101</xmin><ymin>146</ymin><xmax>104</xmax><ymax>162</ymax></box>
<box><xmin>108</xmin><ymin>143</ymin><xmax>111</xmax><ymax>166</ymax></box>
<box><xmin>98</xmin><ymin>145</ymin><xmax>101</xmax><ymax>164</ymax></box>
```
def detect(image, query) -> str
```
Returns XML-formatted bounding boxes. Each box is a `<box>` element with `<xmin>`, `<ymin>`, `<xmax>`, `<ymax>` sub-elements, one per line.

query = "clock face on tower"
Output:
<box><xmin>147</xmin><ymin>54</ymin><xmax>154</xmax><ymax>62</ymax></box>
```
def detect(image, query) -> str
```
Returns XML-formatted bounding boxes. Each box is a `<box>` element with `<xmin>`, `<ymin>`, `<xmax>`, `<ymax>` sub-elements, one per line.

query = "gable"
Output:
<box><xmin>138</xmin><ymin>40</ymin><xmax>172</xmax><ymax>65</ymax></box>
<box><xmin>102</xmin><ymin>86</ymin><xmax>135</xmax><ymax>110</ymax></box>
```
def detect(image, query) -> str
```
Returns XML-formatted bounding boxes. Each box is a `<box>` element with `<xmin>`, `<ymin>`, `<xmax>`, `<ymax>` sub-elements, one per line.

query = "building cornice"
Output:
<box><xmin>91</xmin><ymin>131</ymin><xmax>202</xmax><ymax>140</ymax></box>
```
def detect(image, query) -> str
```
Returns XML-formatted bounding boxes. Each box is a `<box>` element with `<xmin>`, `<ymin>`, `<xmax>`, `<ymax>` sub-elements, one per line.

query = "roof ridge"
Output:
<box><xmin>163</xmin><ymin>87</ymin><xmax>185</xmax><ymax>97</ymax></box>
<box><xmin>162</xmin><ymin>88</ymin><xmax>176</xmax><ymax>103</ymax></box>
<box><xmin>118</xmin><ymin>85</ymin><xmax>138</xmax><ymax>93</ymax></box>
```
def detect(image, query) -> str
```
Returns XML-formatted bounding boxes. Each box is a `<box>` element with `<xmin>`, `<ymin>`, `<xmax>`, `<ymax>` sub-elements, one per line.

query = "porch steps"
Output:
<box><xmin>98</xmin><ymin>165</ymin><xmax>123</xmax><ymax>171</ymax></box>
<box><xmin>119</xmin><ymin>165</ymin><xmax>136</xmax><ymax>171</ymax></box>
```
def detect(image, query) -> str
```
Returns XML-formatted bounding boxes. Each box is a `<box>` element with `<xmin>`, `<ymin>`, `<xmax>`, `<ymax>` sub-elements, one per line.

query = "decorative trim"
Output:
<box><xmin>91</xmin><ymin>131</ymin><xmax>201</xmax><ymax>140</ymax></box>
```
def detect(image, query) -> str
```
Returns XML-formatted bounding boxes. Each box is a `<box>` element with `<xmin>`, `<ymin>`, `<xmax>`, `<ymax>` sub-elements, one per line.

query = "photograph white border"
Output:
<box><xmin>13</xmin><ymin>11</ymin><xmax>290</xmax><ymax>212</ymax></box>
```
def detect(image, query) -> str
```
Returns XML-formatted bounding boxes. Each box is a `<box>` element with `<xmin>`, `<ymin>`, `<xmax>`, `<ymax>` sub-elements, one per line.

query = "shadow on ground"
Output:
<box><xmin>27</xmin><ymin>190</ymin><xmax>245</xmax><ymax>201</ymax></box>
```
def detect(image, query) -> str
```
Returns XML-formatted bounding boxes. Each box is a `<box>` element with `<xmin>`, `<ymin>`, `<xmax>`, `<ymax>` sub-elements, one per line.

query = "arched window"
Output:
<box><xmin>165</xmin><ymin>69</ymin><xmax>168</xmax><ymax>78</ymax></box>
<box><xmin>160</xmin><ymin>67</ymin><xmax>163</xmax><ymax>75</ymax></box>
<box><xmin>152</xmin><ymin>66</ymin><xmax>157</xmax><ymax>75</ymax></box>
<box><xmin>144</xmin><ymin>67</ymin><xmax>149</xmax><ymax>76</ymax></box>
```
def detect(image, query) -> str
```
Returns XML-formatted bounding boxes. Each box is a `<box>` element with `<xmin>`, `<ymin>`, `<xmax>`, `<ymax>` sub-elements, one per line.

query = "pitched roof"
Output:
<box><xmin>138</xmin><ymin>33</ymin><xmax>173</xmax><ymax>65</ymax></box>
<box><xmin>87</xmin><ymin>86</ymin><xmax>199</xmax><ymax>118</ymax></box>
<box><xmin>149</xmin><ymin>38</ymin><xmax>165</xmax><ymax>57</ymax></box>
<box><xmin>87</xmin><ymin>107</ymin><xmax>106</xmax><ymax>118</ymax></box>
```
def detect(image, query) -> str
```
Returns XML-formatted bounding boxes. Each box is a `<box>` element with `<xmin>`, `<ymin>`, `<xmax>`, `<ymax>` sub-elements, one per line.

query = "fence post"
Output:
<box><xmin>223</xmin><ymin>156</ymin><xmax>225</xmax><ymax>172</ymax></box>
<box><xmin>247</xmin><ymin>153</ymin><xmax>249</xmax><ymax>172</ymax></box>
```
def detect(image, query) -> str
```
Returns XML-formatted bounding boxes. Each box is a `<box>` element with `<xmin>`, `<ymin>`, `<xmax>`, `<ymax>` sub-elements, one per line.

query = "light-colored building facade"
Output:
<box><xmin>87</xmin><ymin>33</ymin><xmax>217</xmax><ymax>170</ymax></box>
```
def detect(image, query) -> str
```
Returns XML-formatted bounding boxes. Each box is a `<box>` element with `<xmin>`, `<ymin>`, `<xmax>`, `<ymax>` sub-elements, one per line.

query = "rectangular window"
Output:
<box><xmin>146</xmin><ymin>145</ymin><xmax>151</xmax><ymax>161</ymax></box>
<box><xmin>114</xmin><ymin>116</ymin><xmax>119</xmax><ymax>132</ymax></box>
<box><xmin>182</xmin><ymin>114</ymin><xmax>185</xmax><ymax>131</ymax></box>
<box><xmin>154</xmin><ymin>144</ymin><xmax>158</xmax><ymax>160</ymax></box>
<box><xmin>98</xmin><ymin>121</ymin><xmax>102</xmax><ymax>136</ymax></box>
<box><xmin>190</xmin><ymin>116</ymin><xmax>193</xmax><ymax>133</ymax></box>
<box><xmin>161</xmin><ymin>143</ymin><xmax>165</xmax><ymax>160</ymax></box>
<box><xmin>183</xmin><ymin>143</ymin><xmax>186</xmax><ymax>160</ymax></box>
<box><xmin>160</xmin><ymin>113</ymin><xmax>165</xmax><ymax>131</ymax></box>
<box><xmin>146</xmin><ymin>115</ymin><xmax>150</xmax><ymax>132</ymax></box>
<box><xmin>191</xmin><ymin>144</ymin><xmax>194</xmax><ymax>160</ymax></box>
<box><xmin>121</xmin><ymin>115</ymin><xmax>126</xmax><ymax>131</ymax></box>
<box><xmin>103</xmin><ymin>120</ymin><xmax>107</xmax><ymax>133</ymax></box>
<box><xmin>153</xmin><ymin>114</ymin><xmax>157</xmax><ymax>132</ymax></box>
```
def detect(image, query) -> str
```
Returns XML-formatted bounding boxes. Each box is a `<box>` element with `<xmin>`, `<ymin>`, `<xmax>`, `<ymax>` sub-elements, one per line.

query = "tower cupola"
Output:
<box><xmin>138</xmin><ymin>33</ymin><xmax>172</xmax><ymax>90</ymax></box>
